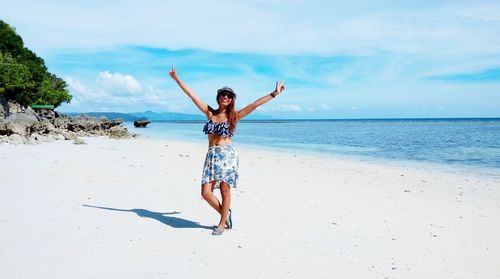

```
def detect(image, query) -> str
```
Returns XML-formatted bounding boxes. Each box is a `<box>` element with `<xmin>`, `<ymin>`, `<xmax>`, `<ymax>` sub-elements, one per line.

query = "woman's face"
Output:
<box><xmin>217</xmin><ymin>93</ymin><xmax>233</xmax><ymax>107</ymax></box>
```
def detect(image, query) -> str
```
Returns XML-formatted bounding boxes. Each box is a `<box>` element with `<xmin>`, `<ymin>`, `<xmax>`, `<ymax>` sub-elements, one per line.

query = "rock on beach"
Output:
<box><xmin>0</xmin><ymin>100</ymin><xmax>134</xmax><ymax>144</ymax></box>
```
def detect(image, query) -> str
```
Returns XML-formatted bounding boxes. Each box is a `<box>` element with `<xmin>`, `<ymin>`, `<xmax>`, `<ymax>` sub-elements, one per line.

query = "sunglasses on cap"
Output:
<box><xmin>218</xmin><ymin>92</ymin><xmax>234</xmax><ymax>99</ymax></box>
<box><xmin>217</xmin><ymin>86</ymin><xmax>237</xmax><ymax>98</ymax></box>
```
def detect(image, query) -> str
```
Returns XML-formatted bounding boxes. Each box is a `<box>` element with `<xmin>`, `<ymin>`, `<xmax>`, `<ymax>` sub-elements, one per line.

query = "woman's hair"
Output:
<box><xmin>216</xmin><ymin>88</ymin><xmax>238</xmax><ymax>133</ymax></box>
<box><xmin>226</xmin><ymin>97</ymin><xmax>238</xmax><ymax>132</ymax></box>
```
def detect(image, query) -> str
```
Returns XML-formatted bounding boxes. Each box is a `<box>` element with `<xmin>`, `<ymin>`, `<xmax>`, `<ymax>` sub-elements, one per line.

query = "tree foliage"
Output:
<box><xmin>0</xmin><ymin>19</ymin><xmax>72</xmax><ymax>107</ymax></box>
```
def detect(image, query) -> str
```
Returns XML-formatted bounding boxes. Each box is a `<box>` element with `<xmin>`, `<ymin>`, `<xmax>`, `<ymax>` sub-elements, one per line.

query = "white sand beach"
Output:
<box><xmin>1</xmin><ymin>137</ymin><xmax>499</xmax><ymax>278</ymax></box>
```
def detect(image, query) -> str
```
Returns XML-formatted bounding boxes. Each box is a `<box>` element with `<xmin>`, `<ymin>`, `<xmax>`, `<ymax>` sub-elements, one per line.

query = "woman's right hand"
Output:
<box><xmin>169</xmin><ymin>65</ymin><xmax>178</xmax><ymax>80</ymax></box>
<box><xmin>274</xmin><ymin>81</ymin><xmax>285</xmax><ymax>95</ymax></box>
<box><xmin>168</xmin><ymin>65</ymin><xmax>210</xmax><ymax>116</ymax></box>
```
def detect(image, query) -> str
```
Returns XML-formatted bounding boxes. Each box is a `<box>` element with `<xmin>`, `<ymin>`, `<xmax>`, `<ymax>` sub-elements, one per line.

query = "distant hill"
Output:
<box><xmin>65</xmin><ymin>112</ymin><xmax>140</xmax><ymax>121</ymax></box>
<box><xmin>131</xmin><ymin>111</ymin><xmax>205</xmax><ymax>121</ymax></box>
<box><xmin>64</xmin><ymin>111</ymin><xmax>275</xmax><ymax>121</ymax></box>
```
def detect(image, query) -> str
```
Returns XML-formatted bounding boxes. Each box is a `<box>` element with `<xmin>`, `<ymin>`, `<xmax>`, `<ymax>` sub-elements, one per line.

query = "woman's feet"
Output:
<box><xmin>213</xmin><ymin>209</ymin><xmax>232</xmax><ymax>236</ymax></box>
<box><xmin>213</xmin><ymin>209</ymin><xmax>232</xmax><ymax>235</ymax></box>
<box><xmin>212</xmin><ymin>227</ymin><xmax>225</xmax><ymax>236</ymax></box>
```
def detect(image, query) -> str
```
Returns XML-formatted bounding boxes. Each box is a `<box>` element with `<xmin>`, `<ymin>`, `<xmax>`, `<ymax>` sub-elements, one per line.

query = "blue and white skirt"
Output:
<box><xmin>201</xmin><ymin>144</ymin><xmax>239</xmax><ymax>188</ymax></box>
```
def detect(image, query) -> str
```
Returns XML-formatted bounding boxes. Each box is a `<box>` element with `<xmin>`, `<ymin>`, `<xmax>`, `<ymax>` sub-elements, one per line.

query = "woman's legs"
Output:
<box><xmin>201</xmin><ymin>181</ymin><xmax>221</xmax><ymax>212</ymax></box>
<box><xmin>217</xmin><ymin>182</ymin><xmax>231</xmax><ymax>229</ymax></box>
<box><xmin>201</xmin><ymin>181</ymin><xmax>231</xmax><ymax>229</ymax></box>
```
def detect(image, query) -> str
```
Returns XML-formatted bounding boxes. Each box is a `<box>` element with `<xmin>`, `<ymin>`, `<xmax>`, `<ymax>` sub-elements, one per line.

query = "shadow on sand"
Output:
<box><xmin>83</xmin><ymin>204</ymin><xmax>213</xmax><ymax>230</ymax></box>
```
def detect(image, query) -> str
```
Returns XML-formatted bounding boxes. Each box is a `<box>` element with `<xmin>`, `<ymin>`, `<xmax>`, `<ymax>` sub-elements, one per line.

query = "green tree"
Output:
<box><xmin>34</xmin><ymin>74</ymin><xmax>72</xmax><ymax>107</ymax></box>
<box><xmin>0</xmin><ymin>52</ymin><xmax>36</xmax><ymax>100</ymax></box>
<box><xmin>0</xmin><ymin>21</ymin><xmax>24</xmax><ymax>57</ymax></box>
<box><xmin>0</xmin><ymin>19</ymin><xmax>72</xmax><ymax>107</ymax></box>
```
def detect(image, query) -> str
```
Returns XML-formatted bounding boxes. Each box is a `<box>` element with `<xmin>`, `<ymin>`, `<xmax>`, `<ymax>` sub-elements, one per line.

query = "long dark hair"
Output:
<box><xmin>226</xmin><ymin>98</ymin><xmax>238</xmax><ymax>132</ymax></box>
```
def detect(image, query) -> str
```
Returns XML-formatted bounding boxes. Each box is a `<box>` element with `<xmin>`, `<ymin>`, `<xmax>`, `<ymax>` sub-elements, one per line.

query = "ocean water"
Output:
<box><xmin>124</xmin><ymin>118</ymin><xmax>500</xmax><ymax>172</ymax></box>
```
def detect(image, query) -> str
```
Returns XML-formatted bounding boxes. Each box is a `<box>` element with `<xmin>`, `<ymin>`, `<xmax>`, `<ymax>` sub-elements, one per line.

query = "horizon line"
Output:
<box><xmin>60</xmin><ymin>111</ymin><xmax>500</xmax><ymax>121</ymax></box>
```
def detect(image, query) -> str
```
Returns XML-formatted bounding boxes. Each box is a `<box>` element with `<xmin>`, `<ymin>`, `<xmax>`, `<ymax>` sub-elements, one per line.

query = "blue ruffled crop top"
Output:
<box><xmin>203</xmin><ymin>120</ymin><xmax>234</xmax><ymax>138</ymax></box>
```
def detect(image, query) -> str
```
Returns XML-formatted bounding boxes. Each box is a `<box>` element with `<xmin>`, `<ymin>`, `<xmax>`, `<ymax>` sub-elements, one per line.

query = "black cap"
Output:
<box><xmin>217</xmin><ymin>86</ymin><xmax>236</xmax><ymax>98</ymax></box>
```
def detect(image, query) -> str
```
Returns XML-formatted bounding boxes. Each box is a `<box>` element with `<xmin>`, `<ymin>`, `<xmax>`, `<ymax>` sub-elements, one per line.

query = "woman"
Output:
<box><xmin>169</xmin><ymin>65</ymin><xmax>285</xmax><ymax>235</ymax></box>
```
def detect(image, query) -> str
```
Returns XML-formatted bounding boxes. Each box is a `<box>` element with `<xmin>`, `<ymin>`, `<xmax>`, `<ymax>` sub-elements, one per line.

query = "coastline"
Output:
<box><xmin>126</xmin><ymin>124</ymin><xmax>500</xmax><ymax>179</ymax></box>
<box><xmin>1</xmin><ymin>136</ymin><xmax>499</xmax><ymax>278</ymax></box>
<box><xmin>123</xmin><ymin>119</ymin><xmax>500</xmax><ymax>175</ymax></box>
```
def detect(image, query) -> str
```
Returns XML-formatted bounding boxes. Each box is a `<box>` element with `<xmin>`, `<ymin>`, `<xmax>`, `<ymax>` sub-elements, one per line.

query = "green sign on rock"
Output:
<box><xmin>31</xmin><ymin>104</ymin><xmax>55</xmax><ymax>109</ymax></box>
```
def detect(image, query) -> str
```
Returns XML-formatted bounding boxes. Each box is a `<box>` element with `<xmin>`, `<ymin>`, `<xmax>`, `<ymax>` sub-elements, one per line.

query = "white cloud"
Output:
<box><xmin>66</xmin><ymin>77</ymin><xmax>88</xmax><ymax>94</ymax></box>
<box><xmin>266</xmin><ymin>104</ymin><xmax>303</xmax><ymax>112</ymax></box>
<box><xmin>285</xmin><ymin>104</ymin><xmax>302</xmax><ymax>112</ymax></box>
<box><xmin>97</xmin><ymin>71</ymin><xmax>142</xmax><ymax>95</ymax></box>
<box><xmin>319</xmin><ymin>104</ymin><xmax>331</xmax><ymax>110</ymax></box>
<box><xmin>66</xmin><ymin>76</ymin><xmax>105</xmax><ymax>101</ymax></box>
<box><xmin>3</xmin><ymin>1</ymin><xmax>499</xmax><ymax>57</ymax></box>
<box><xmin>60</xmin><ymin>73</ymin><xmax>189</xmax><ymax>112</ymax></box>
<box><xmin>4</xmin><ymin>1</ymin><xmax>500</xmax><ymax>118</ymax></box>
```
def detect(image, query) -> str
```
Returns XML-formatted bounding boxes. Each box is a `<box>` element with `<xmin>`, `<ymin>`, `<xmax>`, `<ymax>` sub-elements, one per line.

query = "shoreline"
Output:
<box><xmin>129</xmin><ymin>130</ymin><xmax>500</xmax><ymax>179</ymax></box>
<box><xmin>1</xmin><ymin>136</ymin><xmax>499</xmax><ymax>278</ymax></box>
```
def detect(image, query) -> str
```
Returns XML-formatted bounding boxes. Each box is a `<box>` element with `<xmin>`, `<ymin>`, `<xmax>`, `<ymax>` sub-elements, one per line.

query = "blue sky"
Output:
<box><xmin>1</xmin><ymin>0</ymin><xmax>499</xmax><ymax>118</ymax></box>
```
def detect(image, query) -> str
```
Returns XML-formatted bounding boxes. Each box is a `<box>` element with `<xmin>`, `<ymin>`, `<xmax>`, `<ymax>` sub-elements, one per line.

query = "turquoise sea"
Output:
<box><xmin>125</xmin><ymin>118</ymin><xmax>500</xmax><ymax>173</ymax></box>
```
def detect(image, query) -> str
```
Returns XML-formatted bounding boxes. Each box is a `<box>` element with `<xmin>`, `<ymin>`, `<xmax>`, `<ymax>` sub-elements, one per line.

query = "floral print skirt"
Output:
<box><xmin>201</xmin><ymin>144</ymin><xmax>239</xmax><ymax>188</ymax></box>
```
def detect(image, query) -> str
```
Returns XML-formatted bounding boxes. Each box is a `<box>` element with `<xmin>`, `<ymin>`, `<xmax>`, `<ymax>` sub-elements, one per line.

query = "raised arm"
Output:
<box><xmin>238</xmin><ymin>81</ymin><xmax>285</xmax><ymax>120</ymax></box>
<box><xmin>169</xmin><ymin>65</ymin><xmax>212</xmax><ymax>118</ymax></box>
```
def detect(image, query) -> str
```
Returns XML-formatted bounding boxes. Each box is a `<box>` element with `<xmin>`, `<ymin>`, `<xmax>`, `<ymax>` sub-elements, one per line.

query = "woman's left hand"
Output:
<box><xmin>274</xmin><ymin>81</ymin><xmax>285</xmax><ymax>95</ymax></box>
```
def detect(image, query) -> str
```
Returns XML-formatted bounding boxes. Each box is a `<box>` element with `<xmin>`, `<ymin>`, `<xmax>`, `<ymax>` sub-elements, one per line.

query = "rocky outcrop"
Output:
<box><xmin>109</xmin><ymin>125</ymin><xmax>131</xmax><ymax>139</ymax></box>
<box><xmin>134</xmin><ymin>119</ymin><xmax>151</xmax><ymax>128</ymax></box>
<box><xmin>3</xmin><ymin>107</ymin><xmax>39</xmax><ymax>136</ymax></box>
<box><xmin>0</xmin><ymin>100</ymin><xmax>5</xmax><ymax>119</ymax></box>
<box><xmin>0</xmin><ymin>101</ymin><xmax>135</xmax><ymax>144</ymax></box>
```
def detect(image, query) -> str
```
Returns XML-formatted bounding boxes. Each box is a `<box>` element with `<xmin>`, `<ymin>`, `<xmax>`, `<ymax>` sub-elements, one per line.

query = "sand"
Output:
<box><xmin>1</xmin><ymin>137</ymin><xmax>499</xmax><ymax>278</ymax></box>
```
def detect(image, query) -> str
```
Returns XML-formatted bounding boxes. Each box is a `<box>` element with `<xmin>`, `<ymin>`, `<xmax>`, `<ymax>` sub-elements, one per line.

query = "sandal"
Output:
<box><xmin>212</xmin><ymin>227</ymin><xmax>225</xmax><ymax>236</ymax></box>
<box><xmin>227</xmin><ymin>209</ymin><xmax>233</xmax><ymax>230</ymax></box>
